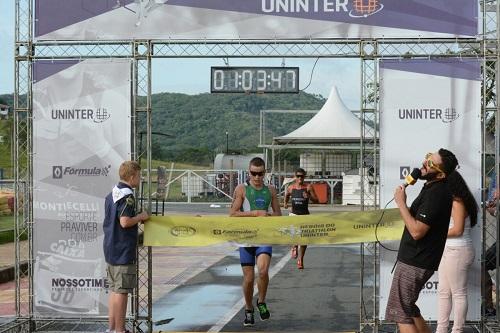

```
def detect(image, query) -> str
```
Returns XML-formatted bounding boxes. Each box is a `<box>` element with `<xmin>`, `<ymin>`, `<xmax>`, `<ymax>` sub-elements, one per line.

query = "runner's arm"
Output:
<box><xmin>284</xmin><ymin>186</ymin><xmax>291</xmax><ymax>208</ymax></box>
<box><xmin>307</xmin><ymin>184</ymin><xmax>319</xmax><ymax>203</ymax></box>
<box><xmin>270</xmin><ymin>186</ymin><xmax>282</xmax><ymax>216</ymax></box>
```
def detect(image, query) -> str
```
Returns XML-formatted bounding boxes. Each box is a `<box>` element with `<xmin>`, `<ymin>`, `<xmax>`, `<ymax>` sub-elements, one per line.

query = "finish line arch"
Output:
<box><xmin>9</xmin><ymin>1</ymin><xmax>499</xmax><ymax>332</ymax></box>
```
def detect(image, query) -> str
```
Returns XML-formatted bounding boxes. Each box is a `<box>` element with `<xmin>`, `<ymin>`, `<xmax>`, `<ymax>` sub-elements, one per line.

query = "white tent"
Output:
<box><xmin>274</xmin><ymin>86</ymin><xmax>370</xmax><ymax>144</ymax></box>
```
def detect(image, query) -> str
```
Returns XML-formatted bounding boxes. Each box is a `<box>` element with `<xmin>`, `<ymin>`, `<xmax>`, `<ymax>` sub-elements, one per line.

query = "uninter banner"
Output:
<box><xmin>34</xmin><ymin>0</ymin><xmax>478</xmax><ymax>41</ymax></box>
<box><xmin>379</xmin><ymin>59</ymin><xmax>482</xmax><ymax>321</ymax></box>
<box><xmin>144</xmin><ymin>209</ymin><xmax>404</xmax><ymax>246</ymax></box>
<box><xmin>33</xmin><ymin>59</ymin><xmax>132</xmax><ymax>316</ymax></box>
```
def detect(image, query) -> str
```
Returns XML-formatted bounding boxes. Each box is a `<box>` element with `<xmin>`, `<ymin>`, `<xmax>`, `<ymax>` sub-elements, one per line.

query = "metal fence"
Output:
<box><xmin>140</xmin><ymin>168</ymin><xmax>355</xmax><ymax>207</ymax></box>
<box><xmin>140</xmin><ymin>169</ymin><xmax>245</xmax><ymax>204</ymax></box>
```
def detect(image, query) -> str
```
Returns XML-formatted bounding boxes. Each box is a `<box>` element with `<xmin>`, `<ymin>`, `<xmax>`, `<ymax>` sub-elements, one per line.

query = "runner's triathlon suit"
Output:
<box><xmin>289</xmin><ymin>184</ymin><xmax>310</xmax><ymax>215</ymax></box>
<box><xmin>239</xmin><ymin>183</ymin><xmax>273</xmax><ymax>266</ymax></box>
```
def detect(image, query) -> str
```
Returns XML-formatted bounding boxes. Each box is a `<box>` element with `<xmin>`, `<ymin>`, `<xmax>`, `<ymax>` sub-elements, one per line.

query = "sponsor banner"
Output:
<box><xmin>144</xmin><ymin>209</ymin><xmax>404</xmax><ymax>247</ymax></box>
<box><xmin>33</xmin><ymin>59</ymin><xmax>132</xmax><ymax>316</ymax></box>
<box><xmin>34</xmin><ymin>251</ymin><xmax>105</xmax><ymax>314</ymax></box>
<box><xmin>35</xmin><ymin>0</ymin><xmax>478</xmax><ymax>40</ymax></box>
<box><xmin>379</xmin><ymin>58</ymin><xmax>481</xmax><ymax>321</ymax></box>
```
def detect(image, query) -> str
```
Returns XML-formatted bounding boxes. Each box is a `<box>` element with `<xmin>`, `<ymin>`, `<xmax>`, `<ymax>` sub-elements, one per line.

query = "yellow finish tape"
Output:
<box><xmin>144</xmin><ymin>209</ymin><xmax>404</xmax><ymax>247</ymax></box>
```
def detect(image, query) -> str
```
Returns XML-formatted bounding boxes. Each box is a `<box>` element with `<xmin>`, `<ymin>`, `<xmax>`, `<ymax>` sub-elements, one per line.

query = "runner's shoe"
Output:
<box><xmin>256</xmin><ymin>301</ymin><xmax>271</xmax><ymax>320</ymax></box>
<box><xmin>297</xmin><ymin>259</ymin><xmax>304</xmax><ymax>269</ymax></box>
<box><xmin>243</xmin><ymin>308</ymin><xmax>255</xmax><ymax>327</ymax></box>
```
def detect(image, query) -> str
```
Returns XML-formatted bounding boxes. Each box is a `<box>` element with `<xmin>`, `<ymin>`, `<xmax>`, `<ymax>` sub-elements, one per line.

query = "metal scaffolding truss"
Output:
<box><xmin>30</xmin><ymin>39</ymin><xmax>486</xmax><ymax>59</ymax></box>
<box><xmin>9</xmin><ymin>0</ymin><xmax>499</xmax><ymax>332</ymax></box>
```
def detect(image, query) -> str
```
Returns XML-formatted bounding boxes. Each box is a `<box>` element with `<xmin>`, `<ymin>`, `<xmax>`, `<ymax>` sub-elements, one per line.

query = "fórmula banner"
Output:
<box><xmin>379</xmin><ymin>58</ymin><xmax>481</xmax><ymax>321</ymax></box>
<box><xmin>34</xmin><ymin>0</ymin><xmax>478</xmax><ymax>41</ymax></box>
<box><xmin>33</xmin><ymin>59</ymin><xmax>132</xmax><ymax>316</ymax></box>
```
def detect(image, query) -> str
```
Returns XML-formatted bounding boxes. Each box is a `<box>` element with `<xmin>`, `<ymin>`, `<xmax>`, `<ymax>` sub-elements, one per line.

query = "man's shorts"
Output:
<box><xmin>385</xmin><ymin>261</ymin><xmax>434</xmax><ymax>324</ymax></box>
<box><xmin>107</xmin><ymin>263</ymin><xmax>137</xmax><ymax>294</ymax></box>
<box><xmin>239</xmin><ymin>246</ymin><xmax>272</xmax><ymax>266</ymax></box>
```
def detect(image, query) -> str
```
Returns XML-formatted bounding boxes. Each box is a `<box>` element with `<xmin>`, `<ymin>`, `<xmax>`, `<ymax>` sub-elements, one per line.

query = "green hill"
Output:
<box><xmin>149</xmin><ymin>92</ymin><xmax>323</xmax><ymax>163</ymax></box>
<box><xmin>0</xmin><ymin>92</ymin><xmax>325</xmax><ymax>165</ymax></box>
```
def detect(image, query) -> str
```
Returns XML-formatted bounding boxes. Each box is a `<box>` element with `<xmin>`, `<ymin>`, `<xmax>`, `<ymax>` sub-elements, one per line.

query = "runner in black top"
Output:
<box><xmin>284</xmin><ymin>168</ymin><xmax>318</xmax><ymax>269</ymax></box>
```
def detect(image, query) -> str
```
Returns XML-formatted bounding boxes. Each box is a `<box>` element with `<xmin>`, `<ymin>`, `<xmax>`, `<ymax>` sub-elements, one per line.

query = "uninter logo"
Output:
<box><xmin>398</xmin><ymin>108</ymin><xmax>459</xmax><ymax>123</ymax></box>
<box><xmin>51</xmin><ymin>108</ymin><xmax>111</xmax><ymax>123</ymax></box>
<box><xmin>261</xmin><ymin>0</ymin><xmax>383</xmax><ymax>17</ymax></box>
<box><xmin>350</xmin><ymin>0</ymin><xmax>383</xmax><ymax>17</ymax></box>
<box><xmin>52</xmin><ymin>165</ymin><xmax>111</xmax><ymax>179</ymax></box>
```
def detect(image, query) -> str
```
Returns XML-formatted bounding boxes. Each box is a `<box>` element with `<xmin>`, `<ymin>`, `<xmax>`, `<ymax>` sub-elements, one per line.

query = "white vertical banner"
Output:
<box><xmin>379</xmin><ymin>59</ymin><xmax>482</xmax><ymax>321</ymax></box>
<box><xmin>33</xmin><ymin>59</ymin><xmax>132</xmax><ymax>316</ymax></box>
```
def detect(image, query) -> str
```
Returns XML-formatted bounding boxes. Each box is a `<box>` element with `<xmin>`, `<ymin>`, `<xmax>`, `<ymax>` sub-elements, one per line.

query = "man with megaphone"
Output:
<box><xmin>385</xmin><ymin>149</ymin><xmax>458</xmax><ymax>333</ymax></box>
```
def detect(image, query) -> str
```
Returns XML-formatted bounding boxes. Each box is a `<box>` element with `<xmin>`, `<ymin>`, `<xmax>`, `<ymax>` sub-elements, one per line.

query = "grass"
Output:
<box><xmin>0</xmin><ymin>118</ymin><xmax>14</xmax><ymax>179</ymax></box>
<box><xmin>143</xmin><ymin>159</ymin><xmax>211</xmax><ymax>170</ymax></box>
<box><xmin>0</xmin><ymin>215</ymin><xmax>14</xmax><ymax>232</ymax></box>
<box><xmin>0</xmin><ymin>229</ymin><xmax>27</xmax><ymax>245</ymax></box>
<box><xmin>0</xmin><ymin>214</ymin><xmax>27</xmax><ymax>245</ymax></box>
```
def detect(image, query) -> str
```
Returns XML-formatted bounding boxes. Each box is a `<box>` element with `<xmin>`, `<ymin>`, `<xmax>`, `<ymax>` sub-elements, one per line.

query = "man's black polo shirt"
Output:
<box><xmin>397</xmin><ymin>179</ymin><xmax>453</xmax><ymax>271</ymax></box>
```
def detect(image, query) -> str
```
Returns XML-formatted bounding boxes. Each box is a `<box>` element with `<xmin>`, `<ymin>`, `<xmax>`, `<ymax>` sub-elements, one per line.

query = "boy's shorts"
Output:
<box><xmin>107</xmin><ymin>263</ymin><xmax>136</xmax><ymax>294</ymax></box>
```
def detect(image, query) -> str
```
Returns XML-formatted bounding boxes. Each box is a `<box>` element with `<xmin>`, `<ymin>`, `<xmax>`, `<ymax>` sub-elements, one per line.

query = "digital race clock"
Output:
<box><xmin>211</xmin><ymin>67</ymin><xmax>299</xmax><ymax>94</ymax></box>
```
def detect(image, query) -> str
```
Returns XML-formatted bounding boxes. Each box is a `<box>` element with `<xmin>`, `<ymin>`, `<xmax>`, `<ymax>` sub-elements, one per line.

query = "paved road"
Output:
<box><xmin>150</xmin><ymin>203</ymin><xmax>366</xmax><ymax>332</ymax></box>
<box><xmin>153</xmin><ymin>245</ymin><xmax>364</xmax><ymax>332</ymax></box>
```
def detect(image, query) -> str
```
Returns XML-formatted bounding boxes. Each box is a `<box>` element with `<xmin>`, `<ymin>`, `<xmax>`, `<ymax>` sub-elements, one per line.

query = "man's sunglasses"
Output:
<box><xmin>295</xmin><ymin>174</ymin><xmax>305</xmax><ymax>178</ymax></box>
<box><xmin>250</xmin><ymin>170</ymin><xmax>265</xmax><ymax>177</ymax></box>
<box><xmin>425</xmin><ymin>152</ymin><xmax>444</xmax><ymax>174</ymax></box>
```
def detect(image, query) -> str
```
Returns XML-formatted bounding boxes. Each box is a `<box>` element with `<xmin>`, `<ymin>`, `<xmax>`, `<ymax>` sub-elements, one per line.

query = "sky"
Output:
<box><xmin>0</xmin><ymin>1</ymin><xmax>15</xmax><ymax>96</ymax></box>
<box><xmin>0</xmin><ymin>1</ymin><xmax>360</xmax><ymax>109</ymax></box>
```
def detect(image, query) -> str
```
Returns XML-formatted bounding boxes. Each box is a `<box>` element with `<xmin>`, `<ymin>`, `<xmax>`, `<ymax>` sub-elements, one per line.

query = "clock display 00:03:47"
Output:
<box><xmin>211</xmin><ymin>67</ymin><xmax>299</xmax><ymax>93</ymax></box>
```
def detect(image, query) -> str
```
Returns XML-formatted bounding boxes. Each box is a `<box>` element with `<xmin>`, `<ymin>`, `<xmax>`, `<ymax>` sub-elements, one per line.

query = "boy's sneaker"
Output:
<box><xmin>243</xmin><ymin>309</ymin><xmax>255</xmax><ymax>327</ymax></box>
<box><xmin>256</xmin><ymin>301</ymin><xmax>271</xmax><ymax>320</ymax></box>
